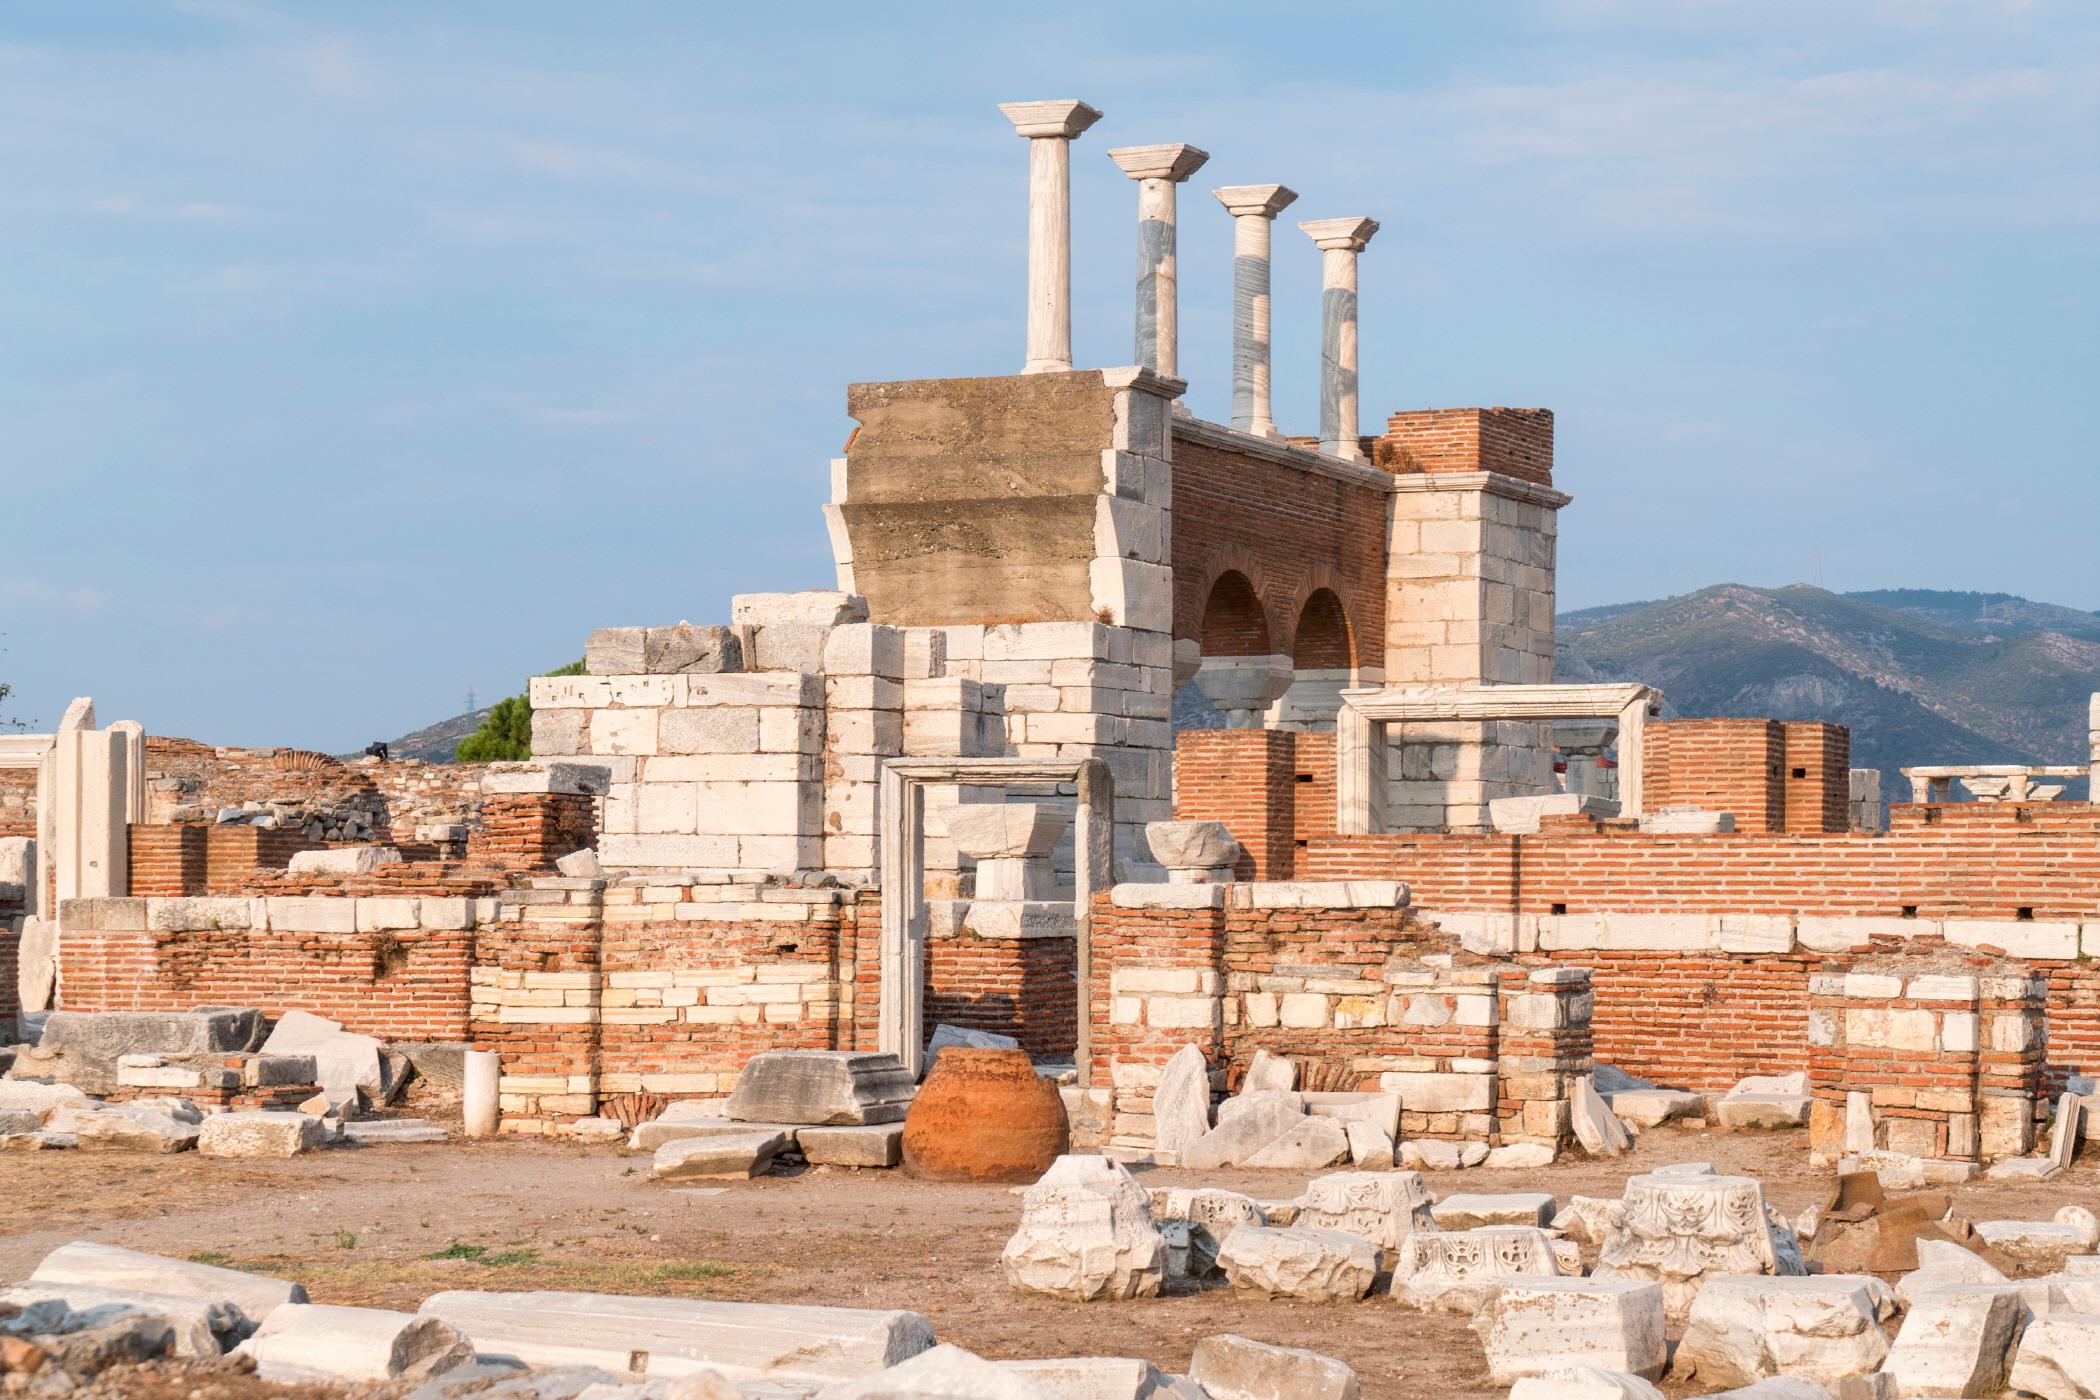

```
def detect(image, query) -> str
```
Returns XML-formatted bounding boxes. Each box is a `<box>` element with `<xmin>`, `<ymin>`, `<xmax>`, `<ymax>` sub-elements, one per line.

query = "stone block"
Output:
<box><xmin>652</xmin><ymin>1130</ymin><xmax>790</xmax><ymax>1180</ymax></box>
<box><xmin>199</xmin><ymin>1112</ymin><xmax>324</xmax><ymax>1159</ymax></box>
<box><xmin>798</xmin><ymin>1123</ymin><xmax>902</xmax><ymax>1168</ymax></box>
<box><xmin>263</xmin><ymin>1010</ymin><xmax>393</xmax><ymax>1107</ymax></box>
<box><xmin>1881</xmin><ymin>1285</ymin><xmax>2023</xmax><ymax>1397</ymax></box>
<box><xmin>0</xmin><ymin>1281</ymin><xmax>232</xmax><ymax>1358</ymax></box>
<box><xmin>722</xmin><ymin>1051</ymin><xmax>914</xmax><ymax>1127</ymax></box>
<box><xmin>1218</xmin><ymin>1225</ymin><xmax>1378</xmax><ymax>1302</ymax></box>
<box><xmin>1183</xmin><ymin>1097</ymin><xmax>1304</xmax><ymax>1171</ymax></box>
<box><xmin>1474</xmin><ymin>1277</ymin><xmax>1668</xmax><ymax>1383</ymax></box>
<box><xmin>418</xmin><ymin>1290</ymin><xmax>933</xmax><ymax>1380</ymax></box>
<box><xmin>1507</xmin><ymin>1370</ymin><xmax>1664</xmax><ymax>1400</ymax></box>
<box><xmin>1608</xmin><ymin>1090</ymin><xmax>1703</xmax><ymax>1127</ymax></box>
<box><xmin>1716</xmin><ymin>1094</ymin><xmax>1812</xmax><ymax>1129</ymax></box>
<box><xmin>1151</xmin><ymin>1044</ymin><xmax>1212</xmax><ymax>1162</ymax></box>
<box><xmin>2009</xmin><ymin>1313</ymin><xmax>2100</xmax><ymax>1400</ymax></box>
<box><xmin>585</xmin><ymin>627</ymin><xmax>647</xmax><ymax>675</ymax></box>
<box><xmin>645</xmin><ymin>623</ymin><xmax>742</xmax><ymax>675</ymax></box>
<box><xmin>1674</xmin><ymin>1275</ymin><xmax>1892</xmax><ymax>1387</ymax></box>
<box><xmin>1186</xmin><ymin>1334</ymin><xmax>1360</xmax><ymax>1400</ymax></box>
<box><xmin>1240</xmin><ymin>1116</ymin><xmax>1350</xmax><ymax>1171</ymax></box>
<box><xmin>1392</xmin><ymin>1227</ymin><xmax>1564</xmax><ymax>1312</ymax></box>
<box><xmin>731</xmin><ymin>590</ymin><xmax>869</xmax><ymax>628</ymax></box>
<box><xmin>1001</xmin><ymin>1155</ymin><xmax>1166</xmax><ymax>1302</ymax></box>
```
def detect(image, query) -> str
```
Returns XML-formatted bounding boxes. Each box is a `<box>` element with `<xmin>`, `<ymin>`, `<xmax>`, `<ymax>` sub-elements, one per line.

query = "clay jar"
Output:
<box><xmin>902</xmin><ymin>1047</ymin><xmax>1069</xmax><ymax>1182</ymax></box>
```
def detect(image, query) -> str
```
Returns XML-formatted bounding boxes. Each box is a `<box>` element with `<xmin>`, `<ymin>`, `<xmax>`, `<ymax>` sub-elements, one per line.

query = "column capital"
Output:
<box><xmin>1212</xmin><ymin>183</ymin><xmax>1298</xmax><ymax>219</ymax></box>
<box><xmin>998</xmin><ymin>99</ymin><xmax>1103</xmax><ymax>140</ymax></box>
<box><xmin>1299</xmin><ymin>216</ymin><xmax>1380</xmax><ymax>252</ymax></box>
<box><xmin>1108</xmin><ymin>143</ymin><xmax>1210</xmax><ymax>183</ymax></box>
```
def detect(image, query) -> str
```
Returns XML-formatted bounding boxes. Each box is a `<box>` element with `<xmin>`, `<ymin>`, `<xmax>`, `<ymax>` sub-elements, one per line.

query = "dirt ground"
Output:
<box><xmin>1</xmin><ymin>1124</ymin><xmax>2092</xmax><ymax>1399</ymax></box>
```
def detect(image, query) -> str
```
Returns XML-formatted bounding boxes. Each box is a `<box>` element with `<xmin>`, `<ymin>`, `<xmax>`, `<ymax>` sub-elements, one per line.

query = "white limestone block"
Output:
<box><xmin>816</xmin><ymin>1342</ymin><xmax>1056</xmax><ymax>1399</ymax></box>
<box><xmin>0</xmin><ymin>1281</ymin><xmax>236</xmax><ymax>1357</ymax></box>
<box><xmin>1716</xmin><ymin>1094</ymin><xmax>1813</xmax><ymax>1129</ymax></box>
<box><xmin>1674</xmin><ymin>1275</ymin><xmax>1891</xmax><ymax>1387</ymax></box>
<box><xmin>652</xmin><ymin>1130</ymin><xmax>789</xmax><ymax>1180</ymax></box>
<box><xmin>731</xmin><ymin>591</ymin><xmax>868</xmax><ymax>628</ymax></box>
<box><xmin>1391</xmin><ymin>1227</ymin><xmax>1563</xmax><ymax>1313</ymax></box>
<box><xmin>1898</xmin><ymin>1240</ymin><xmax>2007</xmax><ymax>1307</ymax></box>
<box><xmin>1976</xmin><ymin>1212</ymin><xmax>2099</xmax><ymax>1271</ymax></box>
<box><xmin>420</xmin><ymin>1290</ymin><xmax>932</xmax><ymax>1380</ymax></box>
<box><xmin>1217</xmin><ymin>1224</ymin><xmax>1378</xmax><ymax>1302</ymax></box>
<box><xmin>1001</xmin><ymin>1155</ymin><xmax>1166</xmax><ymax>1302</ymax></box>
<box><xmin>998</xmin><ymin>1356</ymin><xmax>1193</xmax><ymax>1400</ymax></box>
<box><xmin>1573</xmin><ymin>1076</ymin><xmax>1631</xmax><ymax>1157</ymax></box>
<box><xmin>236</xmin><ymin>1302</ymin><xmax>475</xmax><ymax>1381</ymax></box>
<box><xmin>1473</xmin><ymin>1277</ymin><xmax>1668</xmax><ymax>1383</ymax></box>
<box><xmin>1240</xmin><ymin>1117</ymin><xmax>1350</xmax><ymax>1171</ymax></box>
<box><xmin>1881</xmin><ymin>1285</ymin><xmax>2024</xmax><ymax>1398</ymax></box>
<box><xmin>1344</xmin><ymin>1119</ymin><xmax>1395</xmax><ymax>1169</ymax></box>
<box><xmin>1608</xmin><ymin>1090</ymin><xmax>1703</xmax><ymax>1127</ymax></box>
<box><xmin>1487</xmin><ymin>1142</ymin><xmax>1557</xmax><ymax>1169</ymax></box>
<box><xmin>1181</xmin><ymin>1095</ymin><xmax>1304</xmax><ymax>1170</ymax></box>
<box><xmin>286</xmin><ymin>846</ymin><xmax>402</xmax><ymax>876</ymax></box>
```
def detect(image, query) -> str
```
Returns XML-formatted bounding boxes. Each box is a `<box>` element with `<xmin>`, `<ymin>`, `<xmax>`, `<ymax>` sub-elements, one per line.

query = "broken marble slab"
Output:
<box><xmin>1001</xmin><ymin>1155</ymin><xmax>1166</xmax><ymax>1302</ymax></box>
<box><xmin>1571</xmin><ymin>1077</ymin><xmax>1632</xmax><ymax>1158</ymax></box>
<box><xmin>814</xmin><ymin>1343</ymin><xmax>1054</xmax><ymax>1398</ymax></box>
<box><xmin>1975</xmin><ymin>1207</ymin><xmax>2100</xmax><ymax>1271</ymax></box>
<box><xmin>722</xmin><ymin>1051</ymin><xmax>913</xmax><ymax>1127</ymax></box>
<box><xmin>1432</xmin><ymin>1192</ymin><xmax>1555</xmax><ymax>1231</ymax></box>
<box><xmin>997</xmin><ymin>1356</ymin><xmax>1202</xmax><ymax>1399</ymax></box>
<box><xmin>1881</xmin><ymin>1285</ymin><xmax>2024</xmax><ymax>1398</ymax></box>
<box><xmin>1607</xmin><ymin>1089</ymin><xmax>1704</xmax><ymax>1128</ymax></box>
<box><xmin>1672</xmin><ymin>1274</ymin><xmax>1893</xmax><ymax>1388</ymax></box>
<box><xmin>53</xmin><ymin>1102</ymin><xmax>200</xmax><ymax>1153</ymax></box>
<box><xmin>343</xmin><ymin>1119</ymin><xmax>448</xmax><ymax>1145</ymax></box>
<box><xmin>236</xmin><ymin>1303</ymin><xmax>476</xmax><ymax>1382</ymax></box>
<box><xmin>653</xmin><ymin>1131</ymin><xmax>789</xmax><ymax>1181</ymax></box>
<box><xmin>419</xmin><ymin>1291</ymin><xmax>934</xmax><ymax>1381</ymax></box>
<box><xmin>30</xmin><ymin>1241</ymin><xmax>307</xmax><ymax>1327</ymax></box>
<box><xmin>1897</xmin><ymin>1239</ymin><xmax>2008</xmax><ymax>1306</ymax></box>
<box><xmin>1181</xmin><ymin>1096</ymin><xmax>1306</xmax><ymax>1171</ymax></box>
<box><xmin>1186</xmin><ymin>1334</ymin><xmax>1358</xmax><ymax>1400</ymax></box>
<box><xmin>1343</xmin><ymin>1119</ymin><xmax>1394</xmax><ymax>1169</ymax></box>
<box><xmin>2008</xmin><ymin>1312</ymin><xmax>2100</xmax><ymax>1400</ymax></box>
<box><xmin>1241</xmin><ymin>1050</ymin><xmax>1297</xmax><ymax>1095</ymax></box>
<box><xmin>1472</xmin><ymin>1277</ymin><xmax>1668</xmax><ymax>1383</ymax></box>
<box><xmin>0</xmin><ymin>1282</ymin><xmax>238</xmax><ymax>1357</ymax></box>
<box><xmin>262</xmin><ymin>1010</ymin><xmax>399</xmax><ymax>1108</ymax></box>
<box><xmin>631</xmin><ymin>1116</ymin><xmax>802</xmax><ymax>1152</ymax></box>
<box><xmin>1217</xmin><ymin>1225</ymin><xmax>1379</xmax><ymax>1302</ymax></box>
<box><xmin>1150</xmin><ymin>1044</ymin><xmax>1212</xmax><ymax>1164</ymax></box>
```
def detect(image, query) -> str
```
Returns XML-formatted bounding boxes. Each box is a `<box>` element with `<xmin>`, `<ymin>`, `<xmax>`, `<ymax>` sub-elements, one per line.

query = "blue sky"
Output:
<box><xmin>2</xmin><ymin>1</ymin><xmax>2095</xmax><ymax>748</ymax></box>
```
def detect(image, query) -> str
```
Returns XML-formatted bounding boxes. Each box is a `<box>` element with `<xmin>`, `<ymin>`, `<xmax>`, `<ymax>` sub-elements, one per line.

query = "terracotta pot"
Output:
<box><xmin>902</xmin><ymin>1047</ymin><xmax>1069</xmax><ymax>1182</ymax></box>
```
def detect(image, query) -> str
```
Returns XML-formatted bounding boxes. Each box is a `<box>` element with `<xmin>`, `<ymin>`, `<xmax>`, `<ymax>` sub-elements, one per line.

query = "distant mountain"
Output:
<box><xmin>349</xmin><ymin>707</ymin><xmax>491</xmax><ymax>764</ymax></box>
<box><xmin>1557</xmin><ymin>585</ymin><xmax>2100</xmax><ymax>799</ymax></box>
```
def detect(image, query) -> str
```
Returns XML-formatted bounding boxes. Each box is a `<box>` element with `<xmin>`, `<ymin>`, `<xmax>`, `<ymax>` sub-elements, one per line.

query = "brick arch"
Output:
<box><xmin>1198</xmin><ymin>569</ymin><xmax>1275</xmax><ymax>657</ymax></box>
<box><xmin>1291</xmin><ymin>587</ymin><xmax>1356</xmax><ymax>671</ymax></box>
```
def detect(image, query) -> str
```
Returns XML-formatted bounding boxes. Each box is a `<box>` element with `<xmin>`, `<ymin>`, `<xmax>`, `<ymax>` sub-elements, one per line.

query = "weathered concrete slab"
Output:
<box><xmin>723</xmin><ymin>1052</ymin><xmax>914</xmax><ymax>1127</ymax></box>
<box><xmin>419</xmin><ymin>1290</ymin><xmax>934</xmax><ymax>1380</ymax></box>
<box><xmin>237</xmin><ymin>1303</ymin><xmax>475</xmax><ymax>1381</ymax></box>
<box><xmin>31</xmin><ymin>1241</ymin><xmax>307</xmax><ymax>1326</ymax></box>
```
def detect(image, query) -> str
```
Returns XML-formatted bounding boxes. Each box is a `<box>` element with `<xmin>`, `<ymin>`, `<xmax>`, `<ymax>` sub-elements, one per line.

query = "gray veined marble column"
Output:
<box><xmin>1298</xmin><ymin>216</ymin><xmax>1379</xmax><ymax>460</ymax></box>
<box><xmin>1212</xmin><ymin>184</ymin><xmax>1297</xmax><ymax>437</ymax></box>
<box><xmin>997</xmin><ymin>99</ymin><xmax>1103</xmax><ymax>374</ymax></box>
<box><xmin>1107</xmin><ymin>143</ymin><xmax>1209</xmax><ymax>379</ymax></box>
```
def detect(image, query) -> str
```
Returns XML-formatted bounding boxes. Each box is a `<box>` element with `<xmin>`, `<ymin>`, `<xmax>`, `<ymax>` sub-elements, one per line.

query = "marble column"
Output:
<box><xmin>1298</xmin><ymin>216</ymin><xmax>1379</xmax><ymax>460</ymax></box>
<box><xmin>1107</xmin><ymin>143</ymin><xmax>1208</xmax><ymax>379</ymax></box>
<box><xmin>998</xmin><ymin>100</ymin><xmax>1104</xmax><ymax>374</ymax></box>
<box><xmin>1212</xmin><ymin>184</ymin><xmax>1297</xmax><ymax>437</ymax></box>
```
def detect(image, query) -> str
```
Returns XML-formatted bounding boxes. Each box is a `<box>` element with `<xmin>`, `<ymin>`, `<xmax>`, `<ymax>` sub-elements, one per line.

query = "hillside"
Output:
<box><xmin>352</xmin><ymin>706</ymin><xmax>492</xmax><ymax>764</ymax></box>
<box><xmin>1557</xmin><ymin>585</ymin><xmax>2100</xmax><ymax>798</ymax></box>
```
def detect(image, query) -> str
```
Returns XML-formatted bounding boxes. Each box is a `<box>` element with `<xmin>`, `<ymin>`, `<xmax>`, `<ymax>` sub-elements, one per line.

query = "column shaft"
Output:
<box><xmin>1136</xmin><ymin>178</ymin><xmax>1176</xmax><ymax>376</ymax></box>
<box><xmin>1232</xmin><ymin>214</ymin><xmax>1275</xmax><ymax>435</ymax></box>
<box><xmin>1319</xmin><ymin>245</ymin><xmax>1360</xmax><ymax>457</ymax></box>
<box><xmin>1024</xmin><ymin>135</ymin><xmax>1073</xmax><ymax>373</ymax></box>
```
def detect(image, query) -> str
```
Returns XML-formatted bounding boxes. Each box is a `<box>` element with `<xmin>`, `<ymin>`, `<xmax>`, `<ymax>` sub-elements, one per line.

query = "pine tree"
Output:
<box><xmin>453</xmin><ymin>660</ymin><xmax>584</xmax><ymax>762</ymax></box>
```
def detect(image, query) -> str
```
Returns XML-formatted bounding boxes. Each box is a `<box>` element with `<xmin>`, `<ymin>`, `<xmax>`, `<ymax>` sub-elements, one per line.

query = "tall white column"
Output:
<box><xmin>1107</xmin><ymin>143</ymin><xmax>1208</xmax><ymax>379</ymax></box>
<box><xmin>1213</xmin><ymin>184</ymin><xmax>1297</xmax><ymax>437</ymax></box>
<box><xmin>998</xmin><ymin>100</ymin><xmax>1103</xmax><ymax>374</ymax></box>
<box><xmin>1298</xmin><ymin>216</ymin><xmax>1379</xmax><ymax>460</ymax></box>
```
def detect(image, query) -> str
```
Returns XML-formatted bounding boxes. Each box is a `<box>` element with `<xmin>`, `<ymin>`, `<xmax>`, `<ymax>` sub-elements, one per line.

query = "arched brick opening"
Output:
<box><xmin>1200</xmin><ymin>571</ymin><xmax>1273</xmax><ymax>657</ymax></box>
<box><xmin>1292</xmin><ymin>588</ymin><xmax>1354</xmax><ymax>671</ymax></box>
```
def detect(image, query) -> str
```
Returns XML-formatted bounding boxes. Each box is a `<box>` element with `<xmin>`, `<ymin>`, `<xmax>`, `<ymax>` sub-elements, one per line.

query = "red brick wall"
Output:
<box><xmin>60</xmin><ymin>923</ymin><xmax>474</xmax><ymax>1040</ymax></box>
<box><xmin>925</xmin><ymin>934</ymin><xmax>1076</xmax><ymax>1058</ymax></box>
<box><xmin>1173</xmin><ymin>729</ymin><xmax>1297</xmax><ymax>879</ymax></box>
<box><xmin>1783</xmin><ymin>722</ymin><xmax>1851</xmax><ymax>835</ymax></box>
<box><xmin>1374</xmin><ymin>408</ymin><xmax>1554</xmax><ymax>488</ymax></box>
<box><xmin>1168</xmin><ymin>430</ymin><xmax>1387</xmax><ymax>667</ymax></box>
<box><xmin>1644</xmin><ymin>719</ymin><xmax>1786</xmax><ymax>832</ymax></box>
<box><xmin>129</xmin><ymin>825</ymin><xmax>317</xmax><ymax>896</ymax></box>
<box><xmin>1300</xmin><ymin>803</ymin><xmax>2100</xmax><ymax>919</ymax></box>
<box><xmin>467</xmin><ymin>793</ymin><xmax>595</xmax><ymax>872</ymax></box>
<box><xmin>143</xmin><ymin>736</ymin><xmax>486</xmax><ymax>838</ymax></box>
